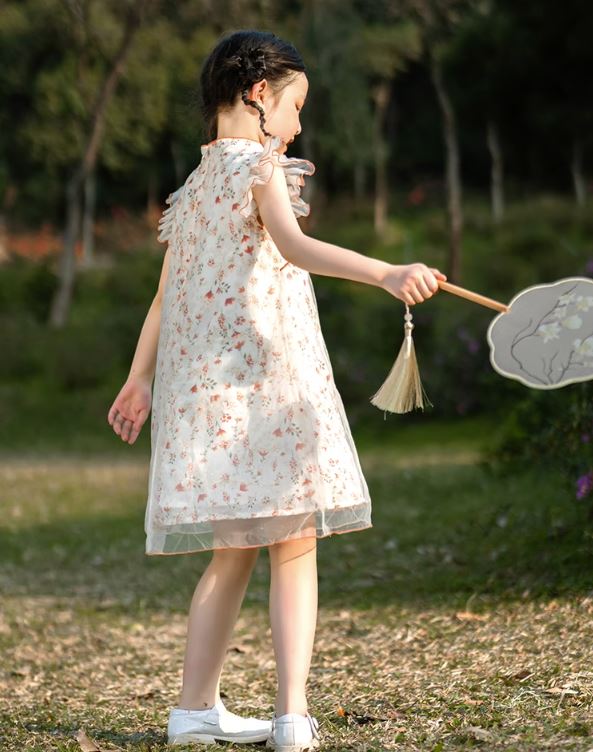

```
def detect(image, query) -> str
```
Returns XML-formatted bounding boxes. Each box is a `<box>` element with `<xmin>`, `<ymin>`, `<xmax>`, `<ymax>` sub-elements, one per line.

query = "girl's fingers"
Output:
<box><xmin>416</xmin><ymin>277</ymin><xmax>434</xmax><ymax>299</ymax></box>
<box><xmin>409</xmin><ymin>285</ymin><xmax>424</xmax><ymax>304</ymax></box>
<box><xmin>120</xmin><ymin>419</ymin><xmax>133</xmax><ymax>442</ymax></box>
<box><xmin>133</xmin><ymin>409</ymin><xmax>148</xmax><ymax>432</ymax></box>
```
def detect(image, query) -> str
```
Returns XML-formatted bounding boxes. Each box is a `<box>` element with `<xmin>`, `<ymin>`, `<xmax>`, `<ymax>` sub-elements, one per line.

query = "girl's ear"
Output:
<box><xmin>250</xmin><ymin>78</ymin><xmax>268</xmax><ymax>104</ymax></box>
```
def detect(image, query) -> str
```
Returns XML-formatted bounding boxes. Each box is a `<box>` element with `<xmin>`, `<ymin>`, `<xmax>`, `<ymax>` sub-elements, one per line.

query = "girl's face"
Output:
<box><xmin>254</xmin><ymin>72</ymin><xmax>309</xmax><ymax>148</ymax></box>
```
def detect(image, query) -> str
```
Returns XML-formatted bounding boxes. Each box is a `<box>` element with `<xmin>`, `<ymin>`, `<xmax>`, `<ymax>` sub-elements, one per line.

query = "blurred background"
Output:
<box><xmin>2</xmin><ymin>3</ymin><xmax>593</xmax><ymax>750</ymax></box>
<box><xmin>1</xmin><ymin>0</ymin><xmax>592</xmax><ymax>452</ymax></box>
<box><xmin>1</xmin><ymin>0</ymin><xmax>593</xmax><ymax>464</ymax></box>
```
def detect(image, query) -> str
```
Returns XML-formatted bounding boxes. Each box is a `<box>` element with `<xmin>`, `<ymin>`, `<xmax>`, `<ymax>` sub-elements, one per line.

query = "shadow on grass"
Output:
<box><xmin>2</xmin><ymin>451</ymin><xmax>592</xmax><ymax>615</ymax></box>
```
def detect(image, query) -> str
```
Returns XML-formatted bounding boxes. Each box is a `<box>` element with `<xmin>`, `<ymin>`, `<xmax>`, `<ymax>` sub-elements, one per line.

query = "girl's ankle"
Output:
<box><xmin>275</xmin><ymin>707</ymin><xmax>308</xmax><ymax>717</ymax></box>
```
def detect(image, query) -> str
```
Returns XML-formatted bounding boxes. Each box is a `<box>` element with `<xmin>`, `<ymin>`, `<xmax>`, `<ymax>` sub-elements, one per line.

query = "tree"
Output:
<box><xmin>406</xmin><ymin>0</ymin><xmax>474</xmax><ymax>283</ymax></box>
<box><xmin>41</xmin><ymin>0</ymin><xmax>160</xmax><ymax>328</ymax></box>
<box><xmin>359</xmin><ymin>20</ymin><xmax>422</xmax><ymax>237</ymax></box>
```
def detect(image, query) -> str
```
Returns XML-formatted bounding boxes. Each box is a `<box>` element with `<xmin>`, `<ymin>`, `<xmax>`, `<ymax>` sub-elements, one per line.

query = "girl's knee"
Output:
<box><xmin>268</xmin><ymin>536</ymin><xmax>317</xmax><ymax>563</ymax></box>
<box><xmin>211</xmin><ymin>546</ymin><xmax>261</xmax><ymax>568</ymax></box>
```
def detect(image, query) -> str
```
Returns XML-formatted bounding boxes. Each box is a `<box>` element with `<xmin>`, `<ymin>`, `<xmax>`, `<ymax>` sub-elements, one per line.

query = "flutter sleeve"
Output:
<box><xmin>157</xmin><ymin>185</ymin><xmax>184</xmax><ymax>244</ymax></box>
<box><xmin>238</xmin><ymin>135</ymin><xmax>316</xmax><ymax>221</ymax></box>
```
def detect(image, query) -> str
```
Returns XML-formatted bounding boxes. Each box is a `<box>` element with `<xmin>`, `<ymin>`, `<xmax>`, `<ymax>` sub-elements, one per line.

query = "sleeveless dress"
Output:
<box><xmin>144</xmin><ymin>134</ymin><xmax>372</xmax><ymax>555</ymax></box>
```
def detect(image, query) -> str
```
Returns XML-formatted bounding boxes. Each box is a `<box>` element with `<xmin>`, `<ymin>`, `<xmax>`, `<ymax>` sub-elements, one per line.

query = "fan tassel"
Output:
<box><xmin>370</xmin><ymin>304</ymin><xmax>433</xmax><ymax>417</ymax></box>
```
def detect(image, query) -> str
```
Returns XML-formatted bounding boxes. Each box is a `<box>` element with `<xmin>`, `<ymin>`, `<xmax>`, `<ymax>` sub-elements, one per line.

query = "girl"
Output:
<box><xmin>107</xmin><ymin>29</ymin><xmax>446</xmax><ymax>751</ymax></box>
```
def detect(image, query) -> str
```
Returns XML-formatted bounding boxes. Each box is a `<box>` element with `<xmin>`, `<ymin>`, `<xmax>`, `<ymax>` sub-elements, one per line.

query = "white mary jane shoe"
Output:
<box><xmin>265</xmin><ymin>711</ymin><xmax>321</xmax><ymax>752</ymax></box>
<box><xmin>167</xmin><ymin>698</ymin><xmax>272</xmax><ymax>745</ymax></box>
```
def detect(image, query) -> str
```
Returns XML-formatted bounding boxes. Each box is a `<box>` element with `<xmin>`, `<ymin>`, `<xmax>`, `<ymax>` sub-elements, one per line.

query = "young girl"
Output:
<box><xmin>107</xmin><ymin>29</ymin><xmax>446</xmax><ymax>751</ymax></box>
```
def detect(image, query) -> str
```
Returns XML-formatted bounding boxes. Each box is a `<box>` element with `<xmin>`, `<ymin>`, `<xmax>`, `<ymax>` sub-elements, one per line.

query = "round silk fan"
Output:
<box><xmin>370</xmin><ymin>276</ymin><xmax>593</xmax><ymax>415</ymax></box>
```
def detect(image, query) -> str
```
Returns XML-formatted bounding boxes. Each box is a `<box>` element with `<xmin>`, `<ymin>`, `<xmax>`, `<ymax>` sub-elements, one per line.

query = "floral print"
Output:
<box><xmin>145</xmin><ymin>135</ymin><xmax>372</xmax><ymax>555</ymax></box>
<box><xmin>488</xmin><ymin>277</ymin><xmax>593</xmax><ymax>389</ymax></box>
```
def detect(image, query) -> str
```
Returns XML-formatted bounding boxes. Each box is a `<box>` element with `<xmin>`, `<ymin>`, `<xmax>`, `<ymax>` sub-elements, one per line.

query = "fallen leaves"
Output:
<box><xmin>75</xmin><ymin>729</ymin><xmax>107</xmax><ymax>752</ymax></box>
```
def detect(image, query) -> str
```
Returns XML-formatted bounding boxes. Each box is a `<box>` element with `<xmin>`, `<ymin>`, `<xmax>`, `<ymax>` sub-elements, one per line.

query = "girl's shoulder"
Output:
<box><xmin>238</xmin><ymin>135</ymin><xmax>316</xmax><ymax>221</ymax></box>
<box><xmin>156</xmin><ymin>135</ymin><xmax>316</xmax><ymax>243</ymax></box>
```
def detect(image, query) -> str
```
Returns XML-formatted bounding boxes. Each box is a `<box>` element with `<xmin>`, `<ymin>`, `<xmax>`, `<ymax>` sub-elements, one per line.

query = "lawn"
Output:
<box><xmin>1</xmin><ymin>416</ymin><xmax>592</xmax><ymax>750</ymax></box>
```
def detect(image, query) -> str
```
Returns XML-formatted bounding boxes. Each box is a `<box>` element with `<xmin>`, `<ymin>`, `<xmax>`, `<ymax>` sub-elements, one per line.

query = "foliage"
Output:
<box><xmin>485</xmin><ymin>382</ymin><xmax>593</xmax><ymax>512</ymax></box>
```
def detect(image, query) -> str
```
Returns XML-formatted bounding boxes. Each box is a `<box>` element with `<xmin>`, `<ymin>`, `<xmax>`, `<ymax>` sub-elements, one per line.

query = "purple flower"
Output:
<box><xmin>467</xmin><ymin>339</ymin><xmax>479</xmax><ymax>354</ymax></box>
<box><xmin>576</xmin><ymin>471</ymin><xmax>593</xmax><ymax>500</ymax></box>
<box><xmin>585</xmin><ymin>258</ymin><xmax>593</xmax><ymax>276</ymax></box>
<box><xmin>581</xmin><ymin>433</ymin><xmax>591</xmax><ymax>444</ymax></box>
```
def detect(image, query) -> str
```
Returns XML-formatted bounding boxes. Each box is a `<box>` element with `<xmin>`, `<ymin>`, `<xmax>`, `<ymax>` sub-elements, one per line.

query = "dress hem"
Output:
<box><xmin>144</xmin><ymin>522</ymin><xmax>373</xmax><ymax>556</ymax></box>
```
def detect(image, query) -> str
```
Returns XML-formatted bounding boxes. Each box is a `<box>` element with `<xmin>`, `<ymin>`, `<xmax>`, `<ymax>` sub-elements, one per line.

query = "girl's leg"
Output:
<box><xmin>177</xmin><ymin>546</ymin><xmax>260</xmax><ymax>710</ymax></box>
<box><xmin>268</xmin><ymin>536</ymin><xmax>318</xmax><ymax>716</ymax></box>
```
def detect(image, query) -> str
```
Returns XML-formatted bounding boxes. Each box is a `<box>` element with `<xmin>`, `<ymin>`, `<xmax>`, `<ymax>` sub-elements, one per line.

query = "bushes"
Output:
<box><xmin>1</xmin><ymin>194</ymin><xmax>592</xmax><ymax>443</ymax></box>
<box><xmin>484</xmin><ymin>382</ymin><xmax>593</xmax><ymax>513</ymax></box>
<box><xmin>0</xmin><ymin>251</ymin><xmax>161</xmax><ymax>391</ymax></box>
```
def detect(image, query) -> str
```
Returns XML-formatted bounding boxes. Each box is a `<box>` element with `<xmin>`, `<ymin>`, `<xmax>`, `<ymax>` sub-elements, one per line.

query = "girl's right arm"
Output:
<box><xmin>252</xmin><ymin>161</ymin><xmax>447</xmax><ymax>306</ymax></box>
<box><xmin>107</xmin><ymin>247</ymin><xmax>171</xmax><ymax>444</ymax></box>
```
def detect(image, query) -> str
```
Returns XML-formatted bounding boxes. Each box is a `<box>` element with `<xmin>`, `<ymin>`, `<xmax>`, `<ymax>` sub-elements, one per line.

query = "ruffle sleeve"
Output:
<box><xmin>157</xmin><ymin>185</ymin><xmax>184</xmax><ymax>244</ymax></box>
<box><xmin>238</xmin><ymin>135</ymin><xmax>315</xmax><ymax>221</ymax></box>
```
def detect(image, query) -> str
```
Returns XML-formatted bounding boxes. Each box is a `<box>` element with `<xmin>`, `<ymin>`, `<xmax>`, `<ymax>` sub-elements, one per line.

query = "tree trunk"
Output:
<box><xmin>486</xmin><ymin>119</ymin><xmax>504</xmax><ymax>223</ymax></box>
<box><xmin>372</xmin><ymin>80</ymin><xmax>390</xmax><ymax>238</ymax></box>
<box><xmin>430</xmin><ymin>55</ymin><xmax>462</xmax><ymax>283</ymax></box>
<box><xmin>171</xmin><ymin>139</ymin><xmax>185</xmax><ymax>188</ymax></box>
<box><xmin>571</xmin><ymin>137</ymin><xmax>586</xmax><ymax>208</ymax></box>
<box><xmin>48</xmin><ymin>171</ymin><xmax>83</xmax><ymax>326</ymax></box>
<box><xmin>354</xmin><ymin>157</ymin><xmax>365</xmax><ymax>203</ymax></box>
<box><xmin>147</xmin><ymin>169</ymin><xmax>158</xmax><ymax>216</ymax></box>
<box><xmin>0</xmin><ymin>213</ymin><xmax>8</xmax><ymax>263</ymax></box>
<box><xmin>81</xmin><ymin>167</ymin><xmax>96</xmax><ymax>267</ymax></box>
<box><xmin>0</xmin><ymin>184</ymin><xmax>16</xmax><ymax>263</ymax></box>
<box><xmin>48</xmin><ymin>4</ymin><xmax>145</xmax><ymax>328</ymax></box>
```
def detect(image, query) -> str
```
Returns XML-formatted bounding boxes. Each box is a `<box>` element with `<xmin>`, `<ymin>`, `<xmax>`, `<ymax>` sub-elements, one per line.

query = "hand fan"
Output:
<box><xmin>370</xmin><ymin>276</ymin><xmax>593</xmax><ymax>415</ymax></box>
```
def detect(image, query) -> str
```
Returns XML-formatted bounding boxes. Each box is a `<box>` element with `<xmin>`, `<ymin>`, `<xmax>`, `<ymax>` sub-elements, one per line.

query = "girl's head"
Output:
<box><xmin>199</xmin><ymin>30</ymin><xmax>308</xmax><ymax>146</ymax></box>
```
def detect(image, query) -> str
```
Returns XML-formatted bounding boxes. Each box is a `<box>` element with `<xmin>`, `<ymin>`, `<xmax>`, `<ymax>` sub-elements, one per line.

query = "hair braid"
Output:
<box><xmin>240</xmin><ymin>90</ymin><xmax>273</xmax><ymax>137</ymax></box>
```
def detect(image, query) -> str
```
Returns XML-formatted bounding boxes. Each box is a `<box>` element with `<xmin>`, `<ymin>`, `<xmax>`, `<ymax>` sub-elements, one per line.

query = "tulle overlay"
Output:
<box><xmin>145</xmin><ymin>135</ymin><xmax>372</xmax><ymax>555</ymax></box>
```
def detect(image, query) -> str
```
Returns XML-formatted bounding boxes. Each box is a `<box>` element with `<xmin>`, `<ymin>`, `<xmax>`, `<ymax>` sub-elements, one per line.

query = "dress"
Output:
<box><xmin>144</xmin><ymin>134</ymin><xmax>372</xmax><ymax>555</ymax></box>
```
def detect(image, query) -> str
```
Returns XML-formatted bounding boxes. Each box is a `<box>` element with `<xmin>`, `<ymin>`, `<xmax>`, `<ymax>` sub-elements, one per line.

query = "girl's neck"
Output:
<box><xmin>215</xmin><ymin>115</ymin><xmax>263</xmax><ymax>145</ymax></box>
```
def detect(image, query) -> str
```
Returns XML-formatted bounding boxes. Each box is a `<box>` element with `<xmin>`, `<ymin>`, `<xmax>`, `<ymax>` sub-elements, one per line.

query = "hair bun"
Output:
<box><xmin>229</xmin><ymin>47</ymin><xmax>267</xmax><ymax>86</ymax></box>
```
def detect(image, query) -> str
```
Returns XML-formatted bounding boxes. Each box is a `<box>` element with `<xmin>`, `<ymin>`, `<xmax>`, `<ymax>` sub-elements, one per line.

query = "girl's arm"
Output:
<box><xmin>127</xmin><ymin>296</ymin><xmax>162</xmax><ymax>385</ymax></box>
<box><xmin>107</xmin><ymin>247</ymin><xmax>171</xmax><ymax>444</ymax></box>
<box><xmin>252</xmin><ymin>162</ymin><xmax>446</xmax><ymax>306</ymax></box>
<box><xmin>127</xmin><ymin>246</ymin><xmax>171</xmax><ymax>384</ymax></box>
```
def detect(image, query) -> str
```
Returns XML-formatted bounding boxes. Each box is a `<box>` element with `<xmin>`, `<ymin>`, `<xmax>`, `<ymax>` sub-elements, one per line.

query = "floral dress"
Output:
<box><xmin>144</xmin><ymin>134</ymin><xmax>372</xmax><ymax>554</ymax></box>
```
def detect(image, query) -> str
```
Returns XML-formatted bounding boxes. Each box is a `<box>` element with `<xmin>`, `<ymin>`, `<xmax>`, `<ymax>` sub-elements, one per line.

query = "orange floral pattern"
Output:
<box><xmin>145</xmin><ymin>135</ymin><xmax>372</xmax><ymax>555</ymax></box>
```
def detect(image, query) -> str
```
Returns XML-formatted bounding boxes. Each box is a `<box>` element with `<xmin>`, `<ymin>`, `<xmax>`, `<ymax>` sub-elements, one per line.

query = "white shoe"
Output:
<box><xmin>167</xmin><ymin>698</ymin><xmax>272</xmax><ymax>745</ymax></box>
<box><xmin>265</xmin><ymin>712</ymin><xmax>321</xmax><ymax>752</ymax></box>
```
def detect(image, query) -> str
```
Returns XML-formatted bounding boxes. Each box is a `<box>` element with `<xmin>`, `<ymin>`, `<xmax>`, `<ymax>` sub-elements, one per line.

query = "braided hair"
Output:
<box><xmin>199</xmin><ymin>30</ymin><xmax>306</xmax><ymax>142</ymax></box>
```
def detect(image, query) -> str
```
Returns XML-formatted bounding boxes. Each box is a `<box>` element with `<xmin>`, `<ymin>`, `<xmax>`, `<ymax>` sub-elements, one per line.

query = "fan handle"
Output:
<box><xmin>437</xmin><ymin>280</ymin><xmax>509</xmax><ymax>313</ymax></box>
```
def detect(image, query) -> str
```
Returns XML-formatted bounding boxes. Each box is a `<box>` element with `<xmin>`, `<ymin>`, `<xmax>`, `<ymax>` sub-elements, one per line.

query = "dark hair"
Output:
<box><xmin>199</xmin><ymin>30</ymin><xmax>306</xmax><ymax>142</ymax></box>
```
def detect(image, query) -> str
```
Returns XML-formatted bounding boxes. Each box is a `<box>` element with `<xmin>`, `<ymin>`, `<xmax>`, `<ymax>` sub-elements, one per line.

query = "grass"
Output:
<box><xmin>1</xmin><ymin>417</ymin><xmax>593</xmax><ymax>750</ymax></box>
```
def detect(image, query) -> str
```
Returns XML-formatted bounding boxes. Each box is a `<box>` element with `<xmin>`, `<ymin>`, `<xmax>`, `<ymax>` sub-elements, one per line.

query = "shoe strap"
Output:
<box><xmin>307</xmin><ymin>713</ymin><xmax>320</xmax><ymax>740</ymax></box>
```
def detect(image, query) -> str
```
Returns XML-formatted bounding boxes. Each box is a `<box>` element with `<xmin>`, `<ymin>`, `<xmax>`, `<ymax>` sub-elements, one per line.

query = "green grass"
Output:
<box><xmin>1</xmin><ymin>418</ymin><xmax>592</xmax><ymax>750</ymax></box>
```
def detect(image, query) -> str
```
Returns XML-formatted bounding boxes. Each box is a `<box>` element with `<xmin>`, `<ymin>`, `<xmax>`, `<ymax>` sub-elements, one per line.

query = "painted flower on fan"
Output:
<box><xmin>558</xmin><ymin>292</ymin><xmax>577</xmax><ymax>305</ymax></box>
<box><xmin>576</xmin><ymin>295</ymin><xmax>593</xmax><ymax>311</ymax></box>
<box><xmin>576</xmin><ymin>470</ymin><xmax>593</xmax><ymax>500</ymax></box>
<box><xmin>561</xmin><ymin>314</ymin><xmax>583</xmax><ymax>329</ymax></box>
<box><xmin>552</xmin><ymin>305</ymin><xmax>568</xmax><ymax>319</ymax></box>
<box><xmin>573</xmin><ymin>336</ymin><xmax>593</xmax><ymax>357</ymax></box>
<box><xmin>537</xmin><ymin>320</ymin><xmax>561</xmax><ymax>342</ymax></box>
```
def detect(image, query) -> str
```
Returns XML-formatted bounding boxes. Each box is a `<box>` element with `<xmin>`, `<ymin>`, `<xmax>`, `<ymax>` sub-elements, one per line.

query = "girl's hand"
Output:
<box><xmin>107</xmin><ymin>377</ymin><xmax>152</xmax><ymax>445</ymax></box>
<box><xmin>382</xmin><ymin>263</ymin><xmax>447</xmax><ymax>306</ymax></box>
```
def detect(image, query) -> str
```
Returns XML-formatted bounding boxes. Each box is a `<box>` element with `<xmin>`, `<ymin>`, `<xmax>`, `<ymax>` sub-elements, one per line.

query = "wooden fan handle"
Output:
<box><xmin>437</xmin><ymin>280</ymin><xmax>509</xmax><ymax>313</ymax></box>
